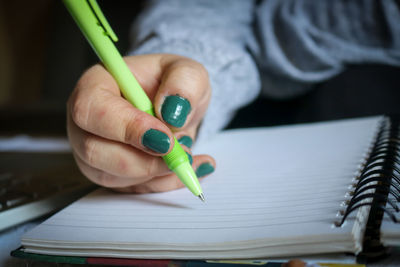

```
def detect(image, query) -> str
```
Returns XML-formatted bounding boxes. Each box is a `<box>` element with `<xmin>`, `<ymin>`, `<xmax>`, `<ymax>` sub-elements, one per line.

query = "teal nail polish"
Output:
<box><xmin>161</xmin><ymin>95</ymin><xmax>191</xmax><ymax>128</ymax></box>
<box><xmin>195</xmin><ymin>163</ymin><xmax>214</xmax><ymax>178</ymax></box>
<box><xmin>178</xmin><ymin>136</ymin><xmax>193</xmax><ymax>148</ymax></box>
<box><xmin>186</xmin><ymin>152</ymin><xmax>193</xmax><ymax>165</ymax></box>
<box><xmin>142</xmin><ymin>129</ymin><xmax>170</xmax><ymax>153</ymax></box>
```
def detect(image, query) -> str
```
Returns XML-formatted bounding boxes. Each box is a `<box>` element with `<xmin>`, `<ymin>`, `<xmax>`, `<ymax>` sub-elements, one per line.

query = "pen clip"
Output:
<box><xmin>87</xmin><ymin>0</ymin><xmax>118</xmax><ymax>42</ymax></box>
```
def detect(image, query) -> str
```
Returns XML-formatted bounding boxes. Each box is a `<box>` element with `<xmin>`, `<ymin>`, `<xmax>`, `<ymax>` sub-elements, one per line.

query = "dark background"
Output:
<box><xmin>0</xmin><ymin>0</ymin><xmax>399</xmax><ymax>136</ymax></box>
<box><xmin>0</xmin><ymin>1</ymin><xmax>144</xmax><ymax>136</ymax></box>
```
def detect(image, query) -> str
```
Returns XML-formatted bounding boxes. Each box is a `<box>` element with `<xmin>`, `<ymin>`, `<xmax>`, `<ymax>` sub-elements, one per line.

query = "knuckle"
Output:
<box><xmin>192</xmin><ymin>61</ymin><xmax>209</xmax><ymax>81</ymax></box>
<box><xmin>178</xmin><ymin>62</ymin><xmax>208</xmax><ymax>83</ymax></box>
<box><xmin>143</xmin><ymin>156</ymin><xmax>159</xmax><ymax>179</ymax></box>
<box><xmin>82</xmin><ymin>135</ymin><xmax>98</xmax><ymax>166</ymax></box>
<box><xmin>68</xmin><ymin>65</ymin><xmax>103</xmax><ymax>130</ymax></box>
<box><xmin>75</xmin><ymin>158</ymin><xmax>114</xmax><ymax>188</ymax></box>
<box><xmin>115</xmin><ymin>156</ymin><xmax>129</xmax><ymax>175</ymax></box>
<box><xmin>70</xmin><ymin>91</ymin><xmax>90</xmax><ymax>129</ymax></box>
<box><xmin>123</xmin><ymin>110</ymin><xmax>146</xmax><ymax>145</ymax></box>
<box><xmin>171</xmin><ymin>60</ymin><xmax>210</xmax><ymax>97</ymax></box>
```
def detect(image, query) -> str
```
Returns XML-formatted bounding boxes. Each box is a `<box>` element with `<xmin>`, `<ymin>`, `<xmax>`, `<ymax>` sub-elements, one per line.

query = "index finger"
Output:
<box><xmin>68</xmin><ymin>64</ymin><xmax>174</xmax><ymax>155</ymax></box>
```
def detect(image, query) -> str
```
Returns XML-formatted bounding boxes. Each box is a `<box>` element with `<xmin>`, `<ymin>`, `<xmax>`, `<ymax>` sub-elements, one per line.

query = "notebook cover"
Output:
<box><xmin>11</xmin><ymin>247</ymin><xmax>283</xmax><ymax>266</ymax></box>
<box><xmin>11</xmin><ymin>248</ymin><xmax>367</xmax><ymax>267</ymax></box>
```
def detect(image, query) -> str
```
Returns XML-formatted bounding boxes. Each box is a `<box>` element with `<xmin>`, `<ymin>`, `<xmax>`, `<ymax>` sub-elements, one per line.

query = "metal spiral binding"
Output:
<box><xmin>335</xmin><ymin>116</ymin><xmax>399</xmax><ymax>227</ymax></box>
<box><xmin>334</xmin><ymin>115</ymin><xmax>399</xmax><ymax>259</ymax></box>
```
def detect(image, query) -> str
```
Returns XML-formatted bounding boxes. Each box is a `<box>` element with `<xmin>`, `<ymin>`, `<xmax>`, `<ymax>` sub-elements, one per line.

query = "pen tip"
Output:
<box><xmin>198</xmin><ymin>193</ymin><xmax>205</xmax><ymax>202</ymax></box>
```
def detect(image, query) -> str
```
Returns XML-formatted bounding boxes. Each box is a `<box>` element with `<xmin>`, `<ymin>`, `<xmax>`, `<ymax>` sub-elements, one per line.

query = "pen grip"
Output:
<box><xmin>163</xmin><ymin>137</ymin><xmax>188</xmax><ymax>170</ymax></box>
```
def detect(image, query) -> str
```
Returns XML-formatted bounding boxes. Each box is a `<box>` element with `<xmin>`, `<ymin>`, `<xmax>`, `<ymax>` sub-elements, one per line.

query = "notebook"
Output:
<box><xmin>18</xmin><ymin>116</ymin><xmax>399</xmax><ymax>260</ymax></box>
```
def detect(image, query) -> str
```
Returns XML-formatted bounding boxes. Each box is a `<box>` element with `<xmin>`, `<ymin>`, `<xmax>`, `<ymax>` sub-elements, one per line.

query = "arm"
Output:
<box><xmin>129</xmin><ymin>0</ymin><xmax>261</xmax><ymax>140</ymax></box>
<box><xmin>254</xmin><ymin>0</ymin><xmax>400</xmax><ymax>98</ymax></box>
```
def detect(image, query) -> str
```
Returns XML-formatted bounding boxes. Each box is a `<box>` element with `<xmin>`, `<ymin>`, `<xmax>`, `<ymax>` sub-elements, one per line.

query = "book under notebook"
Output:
<box><xmin>20</xmin><ymin>116</ymin><xmax>399</xmax><ymax>259</ymax></box>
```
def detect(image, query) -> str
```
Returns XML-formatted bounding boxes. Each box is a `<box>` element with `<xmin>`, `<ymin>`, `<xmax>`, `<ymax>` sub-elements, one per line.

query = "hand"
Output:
<box><xmin>67</xmin><ymin>54</ymin><xmax>216</xmax><ymax>193</ymax></box>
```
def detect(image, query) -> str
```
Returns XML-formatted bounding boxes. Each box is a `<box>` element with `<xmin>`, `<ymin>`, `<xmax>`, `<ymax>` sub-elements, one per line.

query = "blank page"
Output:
<box><xmin>22</xmin><ymin>116</ymin><xmax>381</xmax><ymax>259</ymax></box>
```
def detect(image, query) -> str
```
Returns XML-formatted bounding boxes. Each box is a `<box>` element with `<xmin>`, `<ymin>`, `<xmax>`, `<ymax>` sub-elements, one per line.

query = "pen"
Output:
<box><xmin>63</xmin><ymin>0</ymin><xmax>204</xmax><ymax>201</ymax></box>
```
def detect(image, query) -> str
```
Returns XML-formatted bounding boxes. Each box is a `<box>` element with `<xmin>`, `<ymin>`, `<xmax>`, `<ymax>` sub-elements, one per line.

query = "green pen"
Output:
<box><xmin>63</xmin><ymin>0</ymin><xmax>204</xmax><ymax>201</ymax></box>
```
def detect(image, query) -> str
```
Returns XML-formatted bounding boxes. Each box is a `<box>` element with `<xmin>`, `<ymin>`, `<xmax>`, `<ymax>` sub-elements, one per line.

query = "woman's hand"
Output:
<box><xmin>67</xmin><ymin>54</ymin><xmax>215</xmax><ymax>193</ymax></box>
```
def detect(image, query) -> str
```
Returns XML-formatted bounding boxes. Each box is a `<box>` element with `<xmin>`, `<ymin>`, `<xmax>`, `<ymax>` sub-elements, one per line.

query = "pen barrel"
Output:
<box><xmin>63</xmin><ymin>0</ymin><xmax>153</xmax><ymax>114</ymax></box>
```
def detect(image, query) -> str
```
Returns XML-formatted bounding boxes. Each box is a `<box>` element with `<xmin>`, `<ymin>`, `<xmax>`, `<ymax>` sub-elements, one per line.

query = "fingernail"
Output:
<box><xmin>178</xmin><ymin>136</ymin><xmax>193</xmax><ymax>148</ymax></box>
<box><xmin>195</xmin><ymin>163</ymin><xmax>214</xmax><ymax>178</ymax></box>
<box><xmin>142</xmin><ymin>129</ymin><xmax>170</xmax><ymax>153</ymax></box>
<box><xmin>161</xmin><ymin>95</ymin><xmax>191</xmax><ymax>127</ymax></box>
<box><xmin>186</xmin><ymin>152</ymin><xmax>193</xmax><ymax>165</ymax></box>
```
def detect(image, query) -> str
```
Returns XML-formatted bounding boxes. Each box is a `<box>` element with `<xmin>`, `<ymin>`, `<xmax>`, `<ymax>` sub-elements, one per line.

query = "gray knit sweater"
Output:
<box><xmin>129</xmin><ymin>0</ymin><xmax>400</xmax><ymax>141</ymax></box>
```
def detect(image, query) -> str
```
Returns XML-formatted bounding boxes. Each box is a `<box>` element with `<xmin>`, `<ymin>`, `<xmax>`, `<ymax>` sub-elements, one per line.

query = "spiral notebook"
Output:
<box><xmin>18</xmin><ymin>116</ymin><xmax>399</xmax><ymax>259</ymax></box>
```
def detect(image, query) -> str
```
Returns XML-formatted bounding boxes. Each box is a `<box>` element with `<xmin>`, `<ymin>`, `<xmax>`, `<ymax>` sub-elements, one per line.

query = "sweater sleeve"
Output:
<box><xmin>253</xmin><ymin>0</ymin><xmax>400</xmax><ymax>99</ymax></box>
<box><xmin>128</xmin><ymin>0</ymin><xmax>261</xmax><ymax>141</ymax></box>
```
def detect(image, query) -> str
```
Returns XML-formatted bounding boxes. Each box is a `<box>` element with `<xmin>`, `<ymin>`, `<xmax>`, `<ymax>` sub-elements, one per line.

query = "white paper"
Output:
<box><xmin>22</xmin><ymin>116</ymin><xmax>381</xmax><ymax>259</ymax></box>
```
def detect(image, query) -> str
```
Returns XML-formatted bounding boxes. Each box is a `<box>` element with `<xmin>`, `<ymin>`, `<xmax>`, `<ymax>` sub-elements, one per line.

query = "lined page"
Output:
<box><xmin>22</xmin><ymin>117</ymin><xmax>381</xmax><ymax>257</ymax></box>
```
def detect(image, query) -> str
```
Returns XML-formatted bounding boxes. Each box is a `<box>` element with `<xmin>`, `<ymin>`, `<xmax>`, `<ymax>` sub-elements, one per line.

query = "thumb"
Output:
<box><xmin>153</xmin><ymin>57</ymin><xmax>211</xmax><ymax>133</ymax></box>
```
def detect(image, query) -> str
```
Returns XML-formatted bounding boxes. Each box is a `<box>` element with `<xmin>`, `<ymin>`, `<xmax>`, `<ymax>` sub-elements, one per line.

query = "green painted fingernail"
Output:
<box><xmin>178</xmin><ymin>136</ymin><xmax>193</xmax><ymax>148</ymax></box>
<box><xmin>186</xmin><ymin>152</ymin><xmax>193</xmax><ymax>165</ymax></box>
<box><xmin>161</xmin><ymin>95</ymin><xmax>191</xmax><ymax>128</ymax></box>
<box><xmin>142</xmin><ymin>129</ymin><xmax>170</xmax><ymax>153</ymax></box>
<box><xmin>195</xmin><ymin>163</ymin><xmax>214</xmax><ymax>178</ymax></box>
